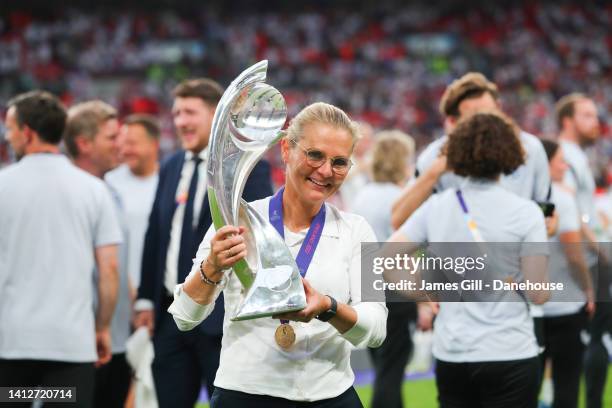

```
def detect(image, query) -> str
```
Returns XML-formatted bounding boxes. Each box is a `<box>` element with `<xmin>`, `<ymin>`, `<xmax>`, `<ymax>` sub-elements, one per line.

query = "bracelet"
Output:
<box><xmin>199</xmin><ymin>259</ymin><xmax>224</xmax><ymax>286</ymax></box>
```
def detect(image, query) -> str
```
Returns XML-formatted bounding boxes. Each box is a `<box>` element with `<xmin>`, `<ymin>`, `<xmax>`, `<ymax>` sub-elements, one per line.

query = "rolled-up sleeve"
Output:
<box><xmin>341</xmin><ymin>302</ymin><xmax>387</xmax><ymax>348</ymax></box>
<box><xmin>168</xmin><ymin>225</ymin><xmax>226</xmax><ymax>331</ymax></box>
<box><xmin>342</xmin><ymin>217</ymin><xmax>387</xmax><ymax>348</ymax></box>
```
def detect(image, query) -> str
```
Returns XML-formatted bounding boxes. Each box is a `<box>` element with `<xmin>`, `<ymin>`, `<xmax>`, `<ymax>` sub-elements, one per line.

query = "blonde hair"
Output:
<box><xmin>64</xmin><ymin>100</ymin><xmax>117</xmax><ymax>158</ymax></box>
<box><xmin>371</xmin><ymin>130</ymin><xmax>415</xmax><ymax>183</ymax></box>
<box><xmin>285</xmin><ymin>102</ymin><xmax>360</xmax><ymax>146</ymax></box>
<box><xmin>555</xmin><ymin>92</ymin><xmax>588</xmax><ymax>129</ymax></box>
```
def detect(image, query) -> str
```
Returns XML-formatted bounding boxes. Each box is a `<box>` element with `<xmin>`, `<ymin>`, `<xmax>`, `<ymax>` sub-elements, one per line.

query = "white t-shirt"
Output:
<box><xmin>416</xmin><ymin>131</ymin><xmax>551</xmax><ymax>201</ymax></box>
<box><xmin>399</xmin><ymin>179</ymin><xmax>547</xmax><ymax>362</ymax></box>
<box><xmin>105</xmin><ymin>164</ymin><xmax>158</xmax><ymax>288</ymax></box>
<box><xmin>169</xmin><ymin>197</ymin><xmax>387</xmax><ymax>401</ymax></box>
<box><xmin>595</xmin><ymin>191</ymin><xmax>612</xmax><ymax>240</ymax></box>
<box><xmin>0</xmin><ymin>154</ymin><xmax>122</xmax><ymax>362</ymax></box>
<box><xmin>561</xmin><ymin>140</ymin><xmax>600</xmax><ymax>266</ymax></box>
<box><xmin>542</xmin><ymin>184</ymin><xmax>585</xmax><ymax>317</ymax></box>
<box><xmin>351</xmin><ymin>181</ymin><xmax>402</xmax><ymax>241</ymax></box>
<box><xmin>103</xmin><ymin>184</ymin><xmax>131</xmax><ymax>354</ymax></box>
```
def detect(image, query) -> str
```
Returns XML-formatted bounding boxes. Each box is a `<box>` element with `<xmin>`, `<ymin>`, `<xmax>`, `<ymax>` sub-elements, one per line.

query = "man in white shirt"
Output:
<box><xmin>106</xmin><ymin>114</ymin><xmax>160</xmax><ymax>291</ymax></box>
<box><xmin>391</xmin><ymin>72</ymin><xmax>551</xmax><ymax>230</ymax></box>
<box><xmin>64</xmin><ymin>100</ymin><xmax>133</xmax><ymax>408</ymax></box>
<box><xmin>555</xmin><ymin>93</ymin><xmax>610</xmax><ymax>408</ymax></box>
<box><xmin>0</xmin><ymin>91</ymin><xmax>121</xmax><ymax>408</ymax></box>
<box><xmin>133</xmin><ymin>79</ymin><xmax>273</xmax><ymax>407</ymax></box>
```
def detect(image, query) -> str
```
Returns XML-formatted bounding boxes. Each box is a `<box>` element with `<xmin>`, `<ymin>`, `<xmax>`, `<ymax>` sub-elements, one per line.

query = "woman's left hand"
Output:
<box><xmin>272</xmin><ymin>278</ymin><xmax>331</xmax><ymax>323</ymax></box>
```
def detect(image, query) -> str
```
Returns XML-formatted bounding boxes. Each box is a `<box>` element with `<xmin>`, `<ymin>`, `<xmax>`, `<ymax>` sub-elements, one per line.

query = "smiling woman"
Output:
<box><xmin>169</xmin><ymin>102</ymin><xmax>388</xmax><ymax>408</ymax></box>
<box><xmin>280</xmin><ymin>102</ymin><xmax>359</xmax><ymax>230</ymax></box>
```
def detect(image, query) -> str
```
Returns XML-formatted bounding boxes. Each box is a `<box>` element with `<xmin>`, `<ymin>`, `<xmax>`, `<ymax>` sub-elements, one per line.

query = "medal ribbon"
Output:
<box><xmin>269</xmin><ymin>186</ymin><xmax>326</xmax><ymax>324</ymax></box>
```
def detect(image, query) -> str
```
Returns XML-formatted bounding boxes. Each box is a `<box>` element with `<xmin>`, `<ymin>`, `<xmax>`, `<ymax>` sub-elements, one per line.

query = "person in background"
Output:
<box><xmin>390</xmin><ymin>72</ymin><xmax>553</xmax><ymax>343</ymax></box>
<box><xmin>351</xmin><ymin>130</ymin><xmax>417</xmax><ymax>408</ymax></box>
<box><xmin>106</xmin><ymin>114</ymin><xmax>160</xmax><ymax>292</ymax></box>
<box><xmin>537</xmin><ymin>139</ymin><xmax>594</xmax><ymax>408</ymax></box>
<box><xmin>339</xmin><ymin>121</ymin><xmax>374</xmax><ymax>208</ymax></box>
<box><xmin>65</xmin><ymin>100</ymin><xmax>132</xmax><ymax>408</ymax></box>
<box><xmin>351</xmin><ymin>130</ymin><xmax>414</xmax><ymax>241</ymax></box>
<box><xmin>555</xmin><ymin>93</ymin><xmax>611</xmax><ymax>408</ymax></box>
<box><xmin>0</xmin><ymin>91</ymin><xmax>121</xmax><ymax>408</ymax></box>
<box><xmin>391</xmin><ymin>72</ymin><xmax>550</xmax><ymax>230</ymax></box>
<box><xmin>389</xmin><ymin>110</ymin><xmax>549</xmax><ymax>408</ymax></box>
<box><xmin>133</xmin><ymin>78</ymin><xmax>273</xmax><ymax>408</ymax></box>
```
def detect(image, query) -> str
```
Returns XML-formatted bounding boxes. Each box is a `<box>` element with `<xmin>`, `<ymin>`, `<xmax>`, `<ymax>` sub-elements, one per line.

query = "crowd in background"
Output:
<box><xmin>0</xmin><ymin>1</ymin><xmax>610</xmax><ymax>180</ymax></box>
<box><xmin>1</xmin><ymin>2</ymin><xmax>612</xmax><ymax>407</ymax></box>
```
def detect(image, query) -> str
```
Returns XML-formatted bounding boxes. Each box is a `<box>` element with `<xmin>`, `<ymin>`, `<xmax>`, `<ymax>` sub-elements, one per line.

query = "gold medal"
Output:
<box><xmin>274</xmin><ymin>323</ymin><xmax>296</xmax><ymax>350</ymax></box>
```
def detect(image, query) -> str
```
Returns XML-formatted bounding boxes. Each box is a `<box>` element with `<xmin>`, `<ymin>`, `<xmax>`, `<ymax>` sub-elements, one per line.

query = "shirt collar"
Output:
<box><xmin>321</xmin><ymin>203</ymin><xmax>342</xmax><ymax>238</ymax></box>
<box><xmin>185</xmin><ymin>148</ymin><xmax>208</xmax><ymax>163</ymax></box>
<box><xmin>462</xmin><ymin>177</ymin><xmax>500</xmax><ymax>189</ymax></box>
<box><xmin>269</xmin><ymin>199</ymin><xmax>342</xmax><ymax>239</ymax></box>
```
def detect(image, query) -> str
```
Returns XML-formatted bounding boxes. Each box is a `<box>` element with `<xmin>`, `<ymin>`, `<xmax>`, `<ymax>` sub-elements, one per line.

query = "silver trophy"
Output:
<box><xmin>207</xmin><ymin>60</ymin><xmax>307</xmax><ymax>321</ymax></box>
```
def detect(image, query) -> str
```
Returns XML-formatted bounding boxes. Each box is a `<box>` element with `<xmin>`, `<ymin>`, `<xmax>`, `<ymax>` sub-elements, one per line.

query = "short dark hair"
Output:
<box><xmin>439</xmin><ymin>72</ymin><xmax>499</xmax><ymax>118</ymax></box>
<box><xmin>172</xmin><ymin>78</ymin><xmax>223</xmax><ymax>107</ymax></box>
<box><xmin>555</xmin><ymin>93</ymin><xmax>587</xmax><ymax>130</ymax></box>
<box><xmin>123</xmin><ymin>114</ymin><xmax>160</xmax><ymax>140</ymax></box>
<box><xmin>540</xmin><ymin>139</ymin><xmax>560</xmax><ymax>162</ymax></box>
<box><xmin>7</xmin><ymin>91</ymin><xmax>67</xmax><ymax>145</ymax></box>
<box><xmin>447</xmin><ymin>110</ymin><xmax>524</xmax><ymax>180</ymax></box>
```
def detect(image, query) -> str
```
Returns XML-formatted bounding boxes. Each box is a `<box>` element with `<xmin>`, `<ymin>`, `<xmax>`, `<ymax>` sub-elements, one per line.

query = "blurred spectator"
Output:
<box><xmin>106</xmin><ymin>113</ymin><xmax>160</xmax><ymax>291</ymax></box>
<box><xmin>0</xmin><ymin>91</ymin><xmax>121</xmax><ymax>408</ymax></box>
<box><xmin>390</xmin><ymin>72</ymin><xmax>550</xmax><ymax>230</ymax></box>
<box><xmin>65</xmin><ymin>100</ymin><xmax>133</xmax><ymax>408</ymax></box>
<box><xmin>339</xmin><ymin>122</ymin><xmax>374</xmax><ymax>208</ymax></box>
<box><xmin>538</xmin><ymin>138</ymin><xmax>592</xmax><ymax>408</ymax></box>
<box><xmin>556</xmin><ymin>93</ymin><xmax>611</xmax><ymax>408</ymax></box>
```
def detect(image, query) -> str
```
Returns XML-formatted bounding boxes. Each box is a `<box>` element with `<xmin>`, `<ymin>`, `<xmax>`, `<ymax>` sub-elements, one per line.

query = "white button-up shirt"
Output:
<box><xmin>164</xmin><ymin>149</ymin><xmax>208</xmax><ymax>295</ymax></box>
<box><xmin>169</xmin><ymin>197</ymin><xmax>387</xmax><ymax>401</ymax></box>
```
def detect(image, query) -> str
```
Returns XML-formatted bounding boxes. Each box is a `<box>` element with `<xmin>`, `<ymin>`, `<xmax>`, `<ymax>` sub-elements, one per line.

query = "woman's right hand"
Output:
<box><xmin>205</xmin><ymin>225</ymin><xmax>247</xmax><ymax>280</ymax></box>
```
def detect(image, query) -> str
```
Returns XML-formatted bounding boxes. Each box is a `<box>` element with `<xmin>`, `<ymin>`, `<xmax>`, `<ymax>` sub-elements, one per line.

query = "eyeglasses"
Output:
<box><xmin>290</xmin><ymin>139</ymin><xmax>353</xmax><ymax>175</ymax></box>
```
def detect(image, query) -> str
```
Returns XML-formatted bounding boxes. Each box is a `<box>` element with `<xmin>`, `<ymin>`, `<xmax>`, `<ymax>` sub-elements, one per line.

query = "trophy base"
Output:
<box><xmin>230</xmin><ymin>265</ymin><xmax>307</xmax><ymax>321</ymax></box>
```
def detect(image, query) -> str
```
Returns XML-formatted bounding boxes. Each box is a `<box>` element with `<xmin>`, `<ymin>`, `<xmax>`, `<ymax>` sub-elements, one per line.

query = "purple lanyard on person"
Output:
<box><xmin>269</xmin><ymin>186</ymin><xmax>326</xmax><ymax>276</ymax></box>
<box><xmin>269</xmin><ymin>186</ymin><xmax>326</xmax><ymax>324</ymax></box>
<box><xmin>456</xmin><ymin>189</ymin><xmax>485</xmax><ymax>243</ymax></box>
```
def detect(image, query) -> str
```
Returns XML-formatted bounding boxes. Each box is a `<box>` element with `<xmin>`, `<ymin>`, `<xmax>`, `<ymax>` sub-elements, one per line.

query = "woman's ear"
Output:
<box><xmin>280</xmin><ymin>137</ymin><xmax>290</xmax><ymax>164</ymax></box>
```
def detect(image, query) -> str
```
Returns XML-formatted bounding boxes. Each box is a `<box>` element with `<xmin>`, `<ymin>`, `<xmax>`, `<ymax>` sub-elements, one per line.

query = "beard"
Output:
<box><xmin>578</xmin><ymin>129</ymin><xmax>599</xmax><ymax>147</ymax></box>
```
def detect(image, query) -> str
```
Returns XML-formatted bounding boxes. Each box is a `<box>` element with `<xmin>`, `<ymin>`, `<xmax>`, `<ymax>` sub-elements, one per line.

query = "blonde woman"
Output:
<box><xmin>169</xmin><ymin>102</ymin><xmax>387</xmax><ymax>407</ymax></box>
<box><xmin>351</xmin><ymin>130</ymin><xmax>415</xmax><ymax>241</ymax></box>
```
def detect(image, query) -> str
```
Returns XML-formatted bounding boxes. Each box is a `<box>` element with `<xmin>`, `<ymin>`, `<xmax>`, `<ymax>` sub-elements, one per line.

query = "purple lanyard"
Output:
<box><xmin>268</xmin><ymin>186</ymin><xmax>326</xmax><ymax>277</ymax></box>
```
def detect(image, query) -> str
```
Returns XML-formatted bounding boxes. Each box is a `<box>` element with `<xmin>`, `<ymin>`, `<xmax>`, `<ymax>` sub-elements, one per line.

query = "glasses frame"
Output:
<box><xmin>289</xmin><ymin>138</ymin><xmax>353</xmax><ymax>175</ymax></box>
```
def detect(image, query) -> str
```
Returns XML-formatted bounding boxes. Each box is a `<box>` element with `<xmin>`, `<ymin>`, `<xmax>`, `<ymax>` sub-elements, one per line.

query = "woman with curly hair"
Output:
<box><xmin>389</xmin><ymin>110</ymin><xmax>549</xmax><ymax>408</ymax></box>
